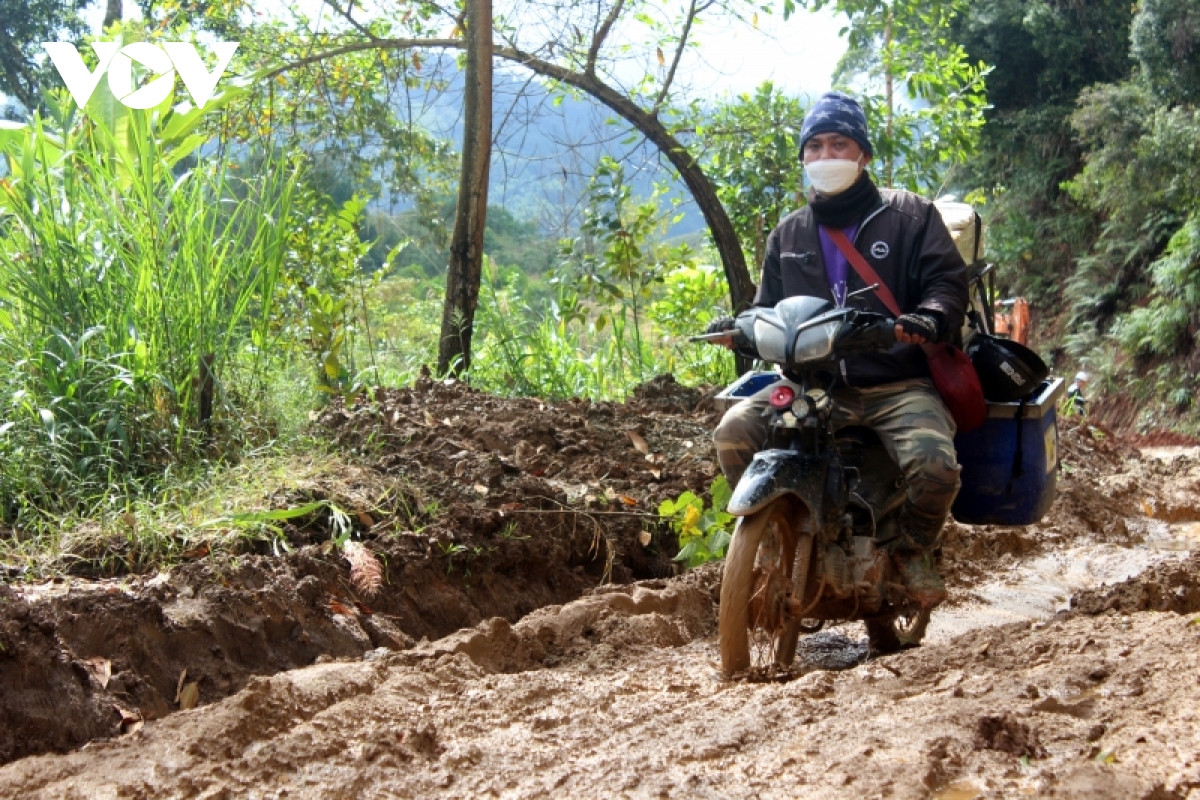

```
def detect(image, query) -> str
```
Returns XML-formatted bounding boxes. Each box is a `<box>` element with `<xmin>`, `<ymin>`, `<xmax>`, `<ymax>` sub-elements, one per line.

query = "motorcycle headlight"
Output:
<box><xmin>790</xmin><ymin>322</ymin><xmax>841</xmax><ymax>364</ymax></box>
<box><xmin>753</xmin><ymin>317</ymin><xmax>788</xmax><ymax>363</ymax></box>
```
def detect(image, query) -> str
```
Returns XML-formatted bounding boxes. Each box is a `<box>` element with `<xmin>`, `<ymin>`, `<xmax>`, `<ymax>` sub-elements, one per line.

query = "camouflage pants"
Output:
<box><xmin>712</xmin><ymin>377</ymin><xmax>961</xmax><ymax>548</ymax></box>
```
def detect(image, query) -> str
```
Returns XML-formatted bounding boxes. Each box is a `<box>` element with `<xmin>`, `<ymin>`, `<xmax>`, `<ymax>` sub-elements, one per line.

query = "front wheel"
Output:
<box><xmin>719</xmin><ymin>501</ymin><xmax>802</xmax><ymax>677</ymax></box>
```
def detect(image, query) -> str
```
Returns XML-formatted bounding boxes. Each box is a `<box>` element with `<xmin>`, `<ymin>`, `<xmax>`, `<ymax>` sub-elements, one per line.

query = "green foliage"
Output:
<box><xmin>554</xmin><ymin>156</ymin><xmax>675</xmax><ymax>388</ymax></box>
<box><xmin>954</xmin><ymin>0</ymin><xmax>1134</xmax><ymax>304</ymax></box>
<box><xmin>658</xmin><ymin>476</ymin><xmax>735</xmax><ymax>569</ymax></box>
<box><xmin>275</xmin><ymin>191</ymin><xmax>403</xmax><ymax>395</ymax></box>
<box><xmin>699</xmin><ymin>83</ymin><xmax>807</xmax><ymax>267</ymax></box>
<box><xmin>0</xmin><ymin>103</ymin><xmax>302</xmax><ymax>516</ymax></box>
<box><xmin>1109</xmin><ymin>214</ymin><xmax>1200</xmax><ymax>359</ymax></box>
<box><xmin>0</xmin><ymin>0</ymin><xmax>89</xmax><ymax>112</ymax></box>
<box><xmin>385</xmin><ymin>200</ymin><xmax>558</xmax><ymax>284</ymax></box>
<box><xmin>1131</xmin><ymin>0</ymin><xmax>1200</xmax><ymax>106</ymax></box>
<box><xmin>1065</xmin><ymin>84</ymin><xmax>1200</xmax><ymax>355</ymax></box>
<box><xmin>472</xmin><ymin>262</ymin><xmax>637</xmax><ymax>400</ymax></box>
<box><xmin>648</xmin><ymin>263</ymin><xmax>737</xmax><ymax>387</ymax></box>
<box><xmin>802</xmin><ymin>0</ymin><xmax>990</xmax><ymax>193</ymax></box>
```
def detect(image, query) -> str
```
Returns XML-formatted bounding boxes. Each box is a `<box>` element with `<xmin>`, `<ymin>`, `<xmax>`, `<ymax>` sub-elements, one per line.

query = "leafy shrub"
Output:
<box><xmin>658</xmin><ymin>476</ymin><xmax>735</xmax><ymax>569</ymax></box>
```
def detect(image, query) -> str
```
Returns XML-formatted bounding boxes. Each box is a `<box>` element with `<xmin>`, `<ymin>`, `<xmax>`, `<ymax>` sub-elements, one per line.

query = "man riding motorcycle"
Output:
<box><xmin>707</xmin><ymin>91</ymin><xmax>969</xmax><ymax>611</ymax></box>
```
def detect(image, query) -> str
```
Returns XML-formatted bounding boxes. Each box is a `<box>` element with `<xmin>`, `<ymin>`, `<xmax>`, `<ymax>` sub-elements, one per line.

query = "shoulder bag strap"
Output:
<box><xmin>826</xmin><ymin>228</ymin><xmax>902</xmax><ymax>317</ymax></box>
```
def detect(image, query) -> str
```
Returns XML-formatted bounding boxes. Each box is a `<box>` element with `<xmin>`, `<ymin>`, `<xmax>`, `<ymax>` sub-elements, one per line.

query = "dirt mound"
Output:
<box><xmin>0</xmin><ymin>376</ymin><xmax>727</xmax><ymax>765</ymax></box>
<box><xmin>1069</xmin><ymin>552</ymin><xmax>1200</xmax><ymax>615</ymax></box>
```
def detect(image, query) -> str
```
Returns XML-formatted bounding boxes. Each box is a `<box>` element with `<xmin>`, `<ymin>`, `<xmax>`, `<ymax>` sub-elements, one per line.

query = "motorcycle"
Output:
<box><xmin>694</xmin><ymin>294</ymin><xmax>941</xmax><ymax>677</ymax></box>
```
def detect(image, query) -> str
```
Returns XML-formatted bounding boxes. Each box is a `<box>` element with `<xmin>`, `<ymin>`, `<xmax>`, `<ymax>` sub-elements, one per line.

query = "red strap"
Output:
<box><xmin>827</xmin><ymin>228</ymin><xmax>902</xmax><ymax>317</ymax></box>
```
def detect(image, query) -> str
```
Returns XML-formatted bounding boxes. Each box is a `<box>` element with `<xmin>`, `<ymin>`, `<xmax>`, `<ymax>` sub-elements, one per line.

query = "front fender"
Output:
<box><xmin>727</xmin><ymin>449</ymin><xmax>828</xmax><ymax>517</ymax></box>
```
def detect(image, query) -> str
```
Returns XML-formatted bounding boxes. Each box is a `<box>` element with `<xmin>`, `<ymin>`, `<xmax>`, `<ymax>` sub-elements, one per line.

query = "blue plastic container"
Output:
<box><xmin>952</xmin><ymin>377</ymin><xmax>1065</xmax><ymax>526</ymax></box>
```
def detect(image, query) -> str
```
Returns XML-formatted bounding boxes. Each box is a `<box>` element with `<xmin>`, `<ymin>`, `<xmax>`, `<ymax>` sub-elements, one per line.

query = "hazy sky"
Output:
<box><xmin>75</xmin><ymin>0</ymin><xmax>845</xmax><ymax>102</ymax></box>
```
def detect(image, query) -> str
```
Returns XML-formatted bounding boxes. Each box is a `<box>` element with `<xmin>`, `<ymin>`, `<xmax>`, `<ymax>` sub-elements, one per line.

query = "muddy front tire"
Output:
<box><xmin>719</xmin><ymin>501</ymin><xmax>800</xmax><ymax>677</ymax></box>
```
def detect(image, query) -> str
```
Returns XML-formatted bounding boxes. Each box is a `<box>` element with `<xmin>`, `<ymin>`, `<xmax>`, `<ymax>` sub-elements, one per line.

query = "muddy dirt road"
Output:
<box><xmin>3</xmin><ymin>379</ymin><xmax>1200</xmax><ymax>798</ymax></box>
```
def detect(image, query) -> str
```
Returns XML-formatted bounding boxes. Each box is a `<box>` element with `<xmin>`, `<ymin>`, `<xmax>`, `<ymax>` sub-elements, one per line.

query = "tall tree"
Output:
<box><xmin>439</xmin><ymin>0</ymin><xmax>493</xmax><ymax>376</ymax></box>
<box><xmin>0</xmin><ymin>0</ymin><xmax>89</xmax><ymax>113</ymax></box>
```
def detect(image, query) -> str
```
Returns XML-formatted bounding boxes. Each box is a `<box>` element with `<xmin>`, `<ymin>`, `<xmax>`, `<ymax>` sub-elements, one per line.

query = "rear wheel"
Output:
<box><xmin>865</xmin><ymin>607</ymin><xmax>932</xmax><ymax>655</ymax></box>
<box><xmin>719</xmin><ymin>502</ymin><xmax>805</xmax><ymax>676</ymax></box>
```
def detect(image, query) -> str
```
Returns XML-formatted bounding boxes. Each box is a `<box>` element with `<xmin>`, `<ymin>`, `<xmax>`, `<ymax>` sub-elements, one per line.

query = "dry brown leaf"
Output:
<box><xmin>618</xmin><ymin>495</ymin><xmax>638</xmax><ymax>506</ymax></box>
<box><xmin>344</xmin><ymin>541</ymin><xmax>383</xmax><ymax>598</ymax></box>
<box><xmin>423</xmin><ymin>410</ymin><xmax>438</xmax><ymax>427</ymax></box>
<box><xmin>454</xmin><ymin>461</ymin><xmax>467</xmax><ymax>477</ymax></box>
<box><xmin>638</xmin><ymin>530</ymin><xmax>652</xmax><ymax>547</ymax></box>
<box><xmin>120</xmin><ymin>512</ymin><xmax>137</xmax><ymax>530</ymax></box>
<box><xmin>175</xmin><ymin>669</ymin><xmax>188</xmax><ymax>703</ymax></box>
<box><xmin>355</xmin><ymin>511</ymin><xmax>375</xmax><ymax>528</ymax></box>
<box><xmin>656</xmin><ymin>46</ymin><xmax>665</xmax><ymax>66</ymax></box>
<box><xmin>626</xmin><ymin>430</ymin><xmax>650</xmax><ymax>455</ymax></box>
<box><xmin>181</xmin><ymin>543</ymin><xmax>210</xmax><ymax>560</ymax></box>
<box><xmin>499</xmin><ymin>502</ymin><xmax>523</xmax><ymax>511</ymax></box>
<box><xmin>115</xmin><ymin>705</ymin><xmax>143</xmax><ymax>735</ymax></box>
<box><xmin>178</xmin><ymin>681</ymin><xmax>199</xmax><ymax>711</ymax></box>
<box><xmin>84</xmin><ymin>657</ymin><xmax>111</xmax><ymax>689</ymax></box>
<box><xmin>329</xmin><ymin>599</ymin><xmax>354</xmax><ymax>616</ymax></box>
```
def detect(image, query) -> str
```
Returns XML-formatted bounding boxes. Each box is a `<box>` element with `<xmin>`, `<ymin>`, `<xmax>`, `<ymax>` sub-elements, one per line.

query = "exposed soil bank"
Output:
<box><xmin>4</xmin><ymin>378</ymin><xmax>1200</xmax><ymax>785</ymax></box>
<box><xmin>0</xmin><ymin>376</ymin><xmax>718</xmax><ymax>765</ymax></box>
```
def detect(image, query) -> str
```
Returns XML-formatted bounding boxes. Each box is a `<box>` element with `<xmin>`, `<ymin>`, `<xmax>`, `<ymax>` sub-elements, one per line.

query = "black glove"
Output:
<box><xmin>705</xmin><ymin>316</ymin><xmax>736</xmax><ymax>335</ymax></box>
<box><xmin>895</xmin><ymin>310</ymin><xmax>945</xmax><ymax>342</ymax></box>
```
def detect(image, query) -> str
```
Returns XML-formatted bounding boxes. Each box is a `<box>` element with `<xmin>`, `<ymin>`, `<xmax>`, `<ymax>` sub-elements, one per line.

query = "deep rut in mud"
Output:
<box><xmin>4</xmin><ymin>378</ymin><xmax>1200</xmax><ymax>797</ymax></box>
<box><xmin>0</xmin><ymin>376</ymin><xmax>720</xmax><ymax>764</ymax></box>
<box><xmin>3</xmin><ymin>558</ymin><xmax>1200</xmax><ymax>799</ymax></box>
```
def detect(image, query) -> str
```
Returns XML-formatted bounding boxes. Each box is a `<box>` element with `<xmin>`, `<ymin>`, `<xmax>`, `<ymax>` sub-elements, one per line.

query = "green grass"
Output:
<box><xmin>0</xmin><ymin>103</ymin><xmax>305</xmax><ymax>520</ymax></box>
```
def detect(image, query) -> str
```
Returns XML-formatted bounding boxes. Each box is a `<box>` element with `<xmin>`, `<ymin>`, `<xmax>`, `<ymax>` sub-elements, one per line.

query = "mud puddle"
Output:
<box><xmin>930</xmin><ymin>519</ymin><xmax>1196</xmax><ymax>642</ymax></box>
<box><xmin>1140</xmin><ymin>445</ymin><xmax>1200</xmax><ymax>462</ymax></box>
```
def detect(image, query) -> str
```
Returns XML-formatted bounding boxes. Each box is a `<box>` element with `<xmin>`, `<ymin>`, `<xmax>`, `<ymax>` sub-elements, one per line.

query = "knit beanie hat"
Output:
<box><xmin>800</xmin><ymin>91</ymin><xmax>873</xmax><ymax>158</ymax></box>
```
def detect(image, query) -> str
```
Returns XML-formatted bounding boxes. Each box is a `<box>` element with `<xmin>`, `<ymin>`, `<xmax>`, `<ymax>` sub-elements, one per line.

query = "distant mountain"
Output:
<box><xmin>378</xmin><ymin>57</ymin><xmax>706</xmax><ymax>238</ymax></box>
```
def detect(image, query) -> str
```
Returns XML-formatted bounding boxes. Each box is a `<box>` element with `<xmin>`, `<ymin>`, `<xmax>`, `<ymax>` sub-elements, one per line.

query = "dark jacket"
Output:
<box><xmin>753</xmin><ymin>186</ymin><xmax>968</xmax><ymax>388</ymax></box>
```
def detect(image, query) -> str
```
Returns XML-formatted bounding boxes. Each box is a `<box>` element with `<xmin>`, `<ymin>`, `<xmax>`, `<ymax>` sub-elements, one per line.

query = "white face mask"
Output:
<box><xmin>805</xmin><ymin>158</ymin><xmax>864</xmax><ymax>195</ymax></box>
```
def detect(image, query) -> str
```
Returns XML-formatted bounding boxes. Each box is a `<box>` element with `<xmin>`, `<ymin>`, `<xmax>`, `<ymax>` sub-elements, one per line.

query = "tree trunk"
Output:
<box><xmin>490</xmin><ymin>51</ymin><xmax>757</xmax><ymax>372</ymax></box>
<box><xmin>545</xmin><ymin>65</ymin><xmax>756</xmax><ymax>315</ymax></box>
<box><xmin>437</xmin><ymin>0</ymin><xmax>493</xmax><ymax>377</ymax></box>
<box><xmin>102</xmin><ymin>0</ymin><xmax>123</xmax><ymax>30</ymax></box>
